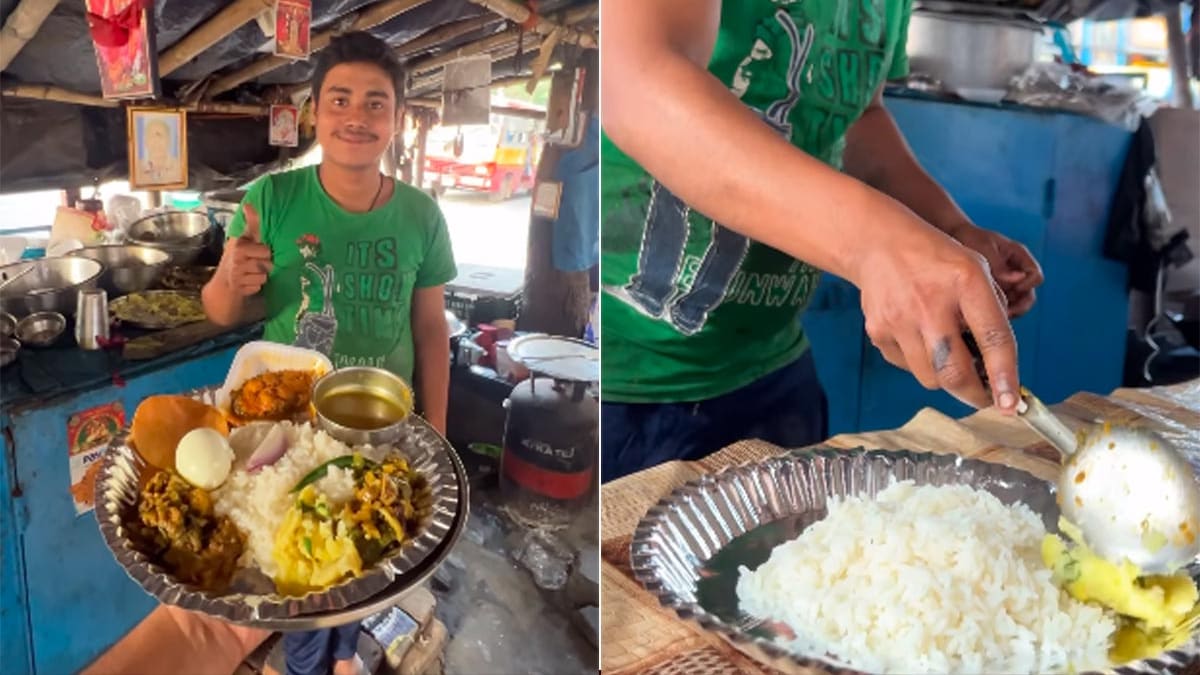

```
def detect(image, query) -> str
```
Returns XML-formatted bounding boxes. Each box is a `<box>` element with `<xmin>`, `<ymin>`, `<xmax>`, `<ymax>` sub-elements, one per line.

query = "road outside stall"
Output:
<box><xmin>438</xmin><ymin>191</ymin><xmax>531</xmax><ymax>273</ymax></box>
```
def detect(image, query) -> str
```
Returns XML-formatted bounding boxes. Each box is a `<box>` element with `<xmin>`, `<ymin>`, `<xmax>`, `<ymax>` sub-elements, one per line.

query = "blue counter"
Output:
<box><xmin>804</xmin><ymin>93</ymin><xmax>1133</xmax><ymax>435</ymax></box>
<box><xmin>1</xmin><ymin>327</ymin><xmax>259</xmax><ymax>675</ymax></box>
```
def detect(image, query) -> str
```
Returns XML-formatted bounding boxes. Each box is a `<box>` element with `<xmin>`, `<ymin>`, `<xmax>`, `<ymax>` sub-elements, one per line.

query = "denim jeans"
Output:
<box><xmin>283</xmin><ymin>622</ymin><xmax>360</xmax><ymax>675</ymax></box>
<box><xmin>602</xmin><ymin>351</ymin><xmax>828</xmax><ymax>482</ymax></box>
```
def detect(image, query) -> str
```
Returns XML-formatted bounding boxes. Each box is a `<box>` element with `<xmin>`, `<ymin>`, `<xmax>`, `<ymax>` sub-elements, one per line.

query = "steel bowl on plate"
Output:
<box><xmin>94</xmin><ymin>385</ymin><xmax>466</xmax><ymax>628</ymax></box>
<box><xmin>630</xmin><ymin>448</ymin><xmax>1200</xmax><ymax>675</ymax></box>
<box><xmin>0</xmin><ymin>257</ymin><xmax>103</xmax><ymax>316</ymax></box>
<box><xmin>312</xmin><ymin>367</ymin><xmax>415</xmax><ymax>446</ymax></box>
<box><xmin>0</xmin><ymin>336</ymin><xmax>19</xmax><ymax>367</ymax></box>
<box><xmin>0</xmin><ymin>312</ymin><xmax>16</xmax><ymax>338</ymax></box>
<box><xmin>67</xmin><ymin>245</ymin><xmax>171</xmax><ymax>296</ymax></box>
<box><xmin>126</xmin><ymin>212</ymin><xmax>211</xmax><ymax>266</ymax></box>
<box><xmin>15</xmin><ymin>311</ymin><xmax>66</xmax><ymax>347</ymax></box>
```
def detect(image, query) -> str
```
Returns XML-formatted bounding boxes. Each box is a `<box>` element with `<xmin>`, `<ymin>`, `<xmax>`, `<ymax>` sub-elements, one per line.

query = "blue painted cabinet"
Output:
<box><xmin>1</xmin><ymin>347</ymin><xmax>240</xmax><ymax>675</ymax></box>
<box><xmin>803</xmin><ymin>95</ymin><xmax>1133</xmax><ymax>435</ymax></box>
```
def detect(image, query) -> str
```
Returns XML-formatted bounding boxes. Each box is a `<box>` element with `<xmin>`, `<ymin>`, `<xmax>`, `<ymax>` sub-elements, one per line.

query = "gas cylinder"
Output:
<box><xmin>500</xmin><ymin>377</ymin><xmax>598</xmax><ymax>526</ymax></box>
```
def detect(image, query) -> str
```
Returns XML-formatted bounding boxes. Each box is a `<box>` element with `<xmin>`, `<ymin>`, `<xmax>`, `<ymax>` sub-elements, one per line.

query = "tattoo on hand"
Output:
<box><xmin>932</xmin><ymin>337</ymin><xmax>952</xmax><ymax>372</ymax></box>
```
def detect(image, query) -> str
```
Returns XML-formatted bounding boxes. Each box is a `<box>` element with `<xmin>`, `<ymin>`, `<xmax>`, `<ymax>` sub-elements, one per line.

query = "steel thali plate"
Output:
<box><xmin>630</xmin><ymin>448</ymin><xmax>1200</xmax><ymax>675</ymax></box>
<box><xmin>95</xmin><ymin>387</ymin><xmax>467</xmax><ymax>629</ymax></box>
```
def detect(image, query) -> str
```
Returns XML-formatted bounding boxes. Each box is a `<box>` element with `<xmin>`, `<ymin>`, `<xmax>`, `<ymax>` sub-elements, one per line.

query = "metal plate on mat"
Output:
<box><xmin>95</xmin><ymin>387</ymin><xmax>467</xmax><ymax>628</ymax></box>
<box><xmin>630</xmin><ymin>448</ymin><xmax>1200</xmax><ymax>675</ymax></box>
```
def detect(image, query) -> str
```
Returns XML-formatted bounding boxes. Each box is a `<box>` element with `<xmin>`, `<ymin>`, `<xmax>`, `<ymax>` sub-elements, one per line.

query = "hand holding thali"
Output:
<box><xmin>94</xmin><ymin>342</ymin><xmax>466</xmax><ymax>627</ymax></box>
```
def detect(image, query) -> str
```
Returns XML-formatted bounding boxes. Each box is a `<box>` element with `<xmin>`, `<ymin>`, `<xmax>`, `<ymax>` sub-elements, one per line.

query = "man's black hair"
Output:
<box><xmin>311</xmin><ymin>31</ymin><xmax>405</xmax><ymax>104</ymax></box>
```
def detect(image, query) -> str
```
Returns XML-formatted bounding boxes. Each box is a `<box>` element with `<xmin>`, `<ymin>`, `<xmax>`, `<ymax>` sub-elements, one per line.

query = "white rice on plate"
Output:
<box><xmin>735</xmin><ymin>481</ymin><xmax>1116</xmax><ymax>674</ymax></box>
<box><xmin>212</xmin><ymin>422</ymin><xmax>396</xmax><ymax>578</ymax></box>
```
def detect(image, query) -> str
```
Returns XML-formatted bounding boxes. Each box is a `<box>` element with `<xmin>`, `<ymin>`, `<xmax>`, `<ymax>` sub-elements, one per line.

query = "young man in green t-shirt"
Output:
<box><xmin>202</xmin><ymin>32</ymin><xmax>455</xmax><ymax>675</ymax></box>
<box><xmin>600</xmin><ymin>1</ymin><xmax>1044</xmax><ymax>480</ymax></box>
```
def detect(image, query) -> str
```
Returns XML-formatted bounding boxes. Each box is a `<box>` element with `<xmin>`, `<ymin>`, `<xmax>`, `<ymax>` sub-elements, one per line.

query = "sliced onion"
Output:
<box><xmin>246</xmin><ymin>424</ymin><xmax>289</xmax><ymax>472</ymax></box>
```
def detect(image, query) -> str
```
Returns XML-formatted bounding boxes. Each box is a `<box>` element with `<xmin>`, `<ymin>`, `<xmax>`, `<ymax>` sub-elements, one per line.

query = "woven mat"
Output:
<box><xmin>600</xmin><ymin>380</ymin><xmax>1200</xmax><ymax>675</ymax></box>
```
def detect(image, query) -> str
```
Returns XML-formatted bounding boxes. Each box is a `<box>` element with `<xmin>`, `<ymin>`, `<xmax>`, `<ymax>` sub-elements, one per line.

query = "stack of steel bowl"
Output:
<box><xmin>125</xmin><ymin>212</ymin><xmax>211</xmax><ymax>266</ymax></box>
<box><xmin>0</xmin><ymin>257</ymin><xmax>103</xmax><ymax>316</ymax></box>
<box><xmin>68</xmin><ymin>244</ymin><xmax>171</xmax><ymax>297</ymax></box>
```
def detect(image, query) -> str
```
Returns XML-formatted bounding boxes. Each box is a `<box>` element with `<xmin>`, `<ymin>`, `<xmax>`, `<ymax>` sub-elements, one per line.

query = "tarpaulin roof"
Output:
<box><xmin>0</xmin><ymin>0</ymin><xmax>596</xmax><ymax>193</ymax></box>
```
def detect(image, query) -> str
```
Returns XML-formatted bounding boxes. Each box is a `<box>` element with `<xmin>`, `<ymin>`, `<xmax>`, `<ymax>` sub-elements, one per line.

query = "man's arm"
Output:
<box><xmin>842</xmin><ymin>88</ymin><xmax>973</xmax><ymax>238</ymax></box>
<box><xmin>82</xmin><ymin>606</ymin><xmax>268</xmax><ymax>675</ymax></box>
<box><xmin>603</xmin><ymin>0</ymin><xmax>1021</xmax><ymax>412</ymax></box>
<box><xmin>842</xmin><ymin>88</ymin><xmax>1045</xmax><ymax>316</ymax></box>
<box><xmin>411</xmin><ymin>285</ymin><xmax>450</xmax><ymax>434</ymax></box>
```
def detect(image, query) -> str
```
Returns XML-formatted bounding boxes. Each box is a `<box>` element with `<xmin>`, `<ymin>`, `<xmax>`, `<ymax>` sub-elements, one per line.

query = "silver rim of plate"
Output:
<box><xmin>94</xmin><ymin>386</ymin><xmax>467</xmax><ymax>626</ymax></box>
<box><xmin>629</xmin><ymin>448</ymin><xmax>1200</xmax><ymax>675</ymax></box>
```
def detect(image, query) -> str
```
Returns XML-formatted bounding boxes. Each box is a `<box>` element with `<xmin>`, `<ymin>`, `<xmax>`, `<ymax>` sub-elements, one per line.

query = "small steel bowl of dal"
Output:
<box><xmin>16</xmin><ymin>311</ymin><xmax>66</xmax><ymax>348</ymax></box>
<box><xmin>312</xmin><ymin>367</ymin><xmax>415</xmax><ymax>446</ymax></box>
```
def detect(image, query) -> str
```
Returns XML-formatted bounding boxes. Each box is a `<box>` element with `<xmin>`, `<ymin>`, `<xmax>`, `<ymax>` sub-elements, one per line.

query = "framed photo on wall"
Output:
<box><xmin>270</xmin><ymin>104</ymin><xmax>300</xmax><ymax>147</ymax></box>
<box><xmin>127</xmin><ymin>108</ymin><xmax>188</xmax><ymax>190</ymax></box>
<box><xmin>85</xmin><ymin>0</ymin><xmax>160</xmax><ymax>100</ymax></box>
<box><xmin>274</xmin><ymin>0</ymin><xmax>312</xmax><ymax>60</ymax></box>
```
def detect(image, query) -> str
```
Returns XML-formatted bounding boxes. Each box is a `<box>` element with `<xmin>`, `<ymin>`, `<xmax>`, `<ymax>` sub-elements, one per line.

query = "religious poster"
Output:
<box><xmin>127</xmin><ymin>107</ymin><xmax>188</xmax><ymax>190</ymax></box>
<box><xmin>85</xmin><ymin>0</ymin><xmax>160</xmax><ymax>100</ymax></box>
<box><xmin>67</xmin><ymin>402</ymin><xmax>126</xmax><ymax>515</ymax></box>
<box><xmin>270</xmin><ymin>104</ymin><xmax>300</xmax><ymax>147</ymax></box>
<box><xmin>274</xmin><ymin>0</ymin><xmax>312</xmax><ymax>60</ymax></box>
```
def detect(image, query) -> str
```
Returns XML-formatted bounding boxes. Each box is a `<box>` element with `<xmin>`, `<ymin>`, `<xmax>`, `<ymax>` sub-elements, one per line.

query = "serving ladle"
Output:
<box><xmin>964</xmin><ymin>334</ymin><xmax>1200</xmax><ymax>574</ymax></box>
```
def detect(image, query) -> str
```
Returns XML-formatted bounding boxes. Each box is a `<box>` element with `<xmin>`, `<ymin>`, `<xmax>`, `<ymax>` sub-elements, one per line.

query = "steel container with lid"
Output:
<box><xmin>499</xmin><ymin>334</ymin><xmax>599</xmax><ymax>527</ymax></box>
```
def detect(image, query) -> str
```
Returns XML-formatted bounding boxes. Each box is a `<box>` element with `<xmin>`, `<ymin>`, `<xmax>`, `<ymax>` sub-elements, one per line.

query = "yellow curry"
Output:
<box><xmin>1043</xmin><ymin>518</ymin><xmax>1199</xmax><ymax>663</ymax></box>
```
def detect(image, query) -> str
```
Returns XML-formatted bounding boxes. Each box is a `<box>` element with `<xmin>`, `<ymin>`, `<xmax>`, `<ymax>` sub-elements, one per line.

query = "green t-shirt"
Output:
<box><xmin>601</xmin><ymin>0</ymin><xmax>912</xmax><ymax>403</ymax></box>
<box><xmin>226</xmin><ymin>166</ymin><xmax>457</xmax><ymax>382</ymax></box>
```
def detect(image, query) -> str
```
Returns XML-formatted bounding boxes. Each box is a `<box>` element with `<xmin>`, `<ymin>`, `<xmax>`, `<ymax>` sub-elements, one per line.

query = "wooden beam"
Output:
<box><xmin>1</xmin><ymin>83</ymin><xmax>118</xmax><ymax>107</ymax></box>
<box><xmin>413</xmin><ymin>112</ymin><xmax>430</xmax><ymax>189</ymax></box>
<box><xmin>465</xmin><ymin>0</ymin><xmax>596</xmax><ymax>49</ymax></box>
<box><xmin>0</xmin><ymin>0</ymin><xmax>60</xmax><ymax>71</ymax></box>
<box><xmin>1165</xmin><ymin>5</ymin><xmax>1194</xmax><ymax>109</ymax></box>
<box><xmin>407</xmin><ymin>36</ymin><xmax>540</xmax><ymax>96</ymax></box>
<box><xmin>280</xmin><ymin>14</ymin><xmax>502</xmax><ymax>101</ymax></box>
<box><xmin>395</xmin><ymin>15</ymin><xmax>498</xmax><ymax>59</ymax></box>
<box><xmin>409</xmin><ymin>26</ymin><xmax>526</xmax><ymax>75</ymax></box>
<box><xmin>0</xmin><ymin>83</ymin><xmax>270</xmax><ymax>114</ymax></box>
<box><xmin>404</xmin><ymin>97</ymin><xmax>546</xmax><ymax>121</ymax></box>
<box><xmin>208</xmin><ymin>0</ymin><xmax>434</xmax><ymax>96</ymax></box>
<box><xmin>158</xmin><ymin>0</ymin><xmax>274</xmax><ymax>77</ymax></box>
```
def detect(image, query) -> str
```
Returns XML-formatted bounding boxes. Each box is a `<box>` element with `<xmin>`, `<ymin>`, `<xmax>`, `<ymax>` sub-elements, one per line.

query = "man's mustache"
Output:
<box><xmin>334</xmin><ymin>128</ymin><xmax>380</xmax><ymax>141</ymax></box>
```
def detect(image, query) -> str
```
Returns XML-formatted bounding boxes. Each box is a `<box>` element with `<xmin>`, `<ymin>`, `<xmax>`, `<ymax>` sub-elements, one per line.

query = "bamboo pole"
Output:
<box><xmin>158</xmin><ymin>0</ymin><xmax>274</xmax><ymax>76</ymax></box>
<box><xmin>0</xmin><ymin>83</ymin><xmax>271</xmax><ymax>114</ymax></box>
<box><xmin>207</xmin><ymin>0</ymin><xmax>434</xmax><ymax>96</ymax></box>
<box><xmin>405</xmin><ymin>42</ymin><xmax>528</xmax><ymax>97</ymax></box>
<box><xmin>414</xmin><ymin>112</ymin><xmax>430</xmax><ymax>189</ymax></box>
<box><xmin>281</xmin><ymin>14</ymin><xmax>501</xmax><ymax>101</ymax></box>
<box><xmin>1164</xmin><ymin>7</ymin><xmax>1195</xmax><ymax>109</ymax></box>
<box><xmin>409</xmin><ymin>27</ymin><xmax>525</xmax><ymax>75</ymax></box>
<box><xmin>1</xmin><ymin>83</ymin><xmax>118</xmax><ymax>107</ymax></box>
<box><xmin>0</xmin><ymin>0</ymin><xmax>60</xmax><ymax>71</ymax></box>
<box><xmin>395</xmin><ymin>14</ymin><xmax>498</xmax><ymax>59</ymax></box>
<box><xmin>465</xmin><ymin>0</ymin><xmax>595</xmax><ymax>48</ymax></box>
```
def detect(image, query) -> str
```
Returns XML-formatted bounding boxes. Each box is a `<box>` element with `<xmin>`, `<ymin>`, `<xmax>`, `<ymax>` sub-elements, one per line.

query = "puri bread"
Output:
<box><xmin>131</xmin><ymin>395</ymin><xmax>229</xmax><ymax>471</ymax></box>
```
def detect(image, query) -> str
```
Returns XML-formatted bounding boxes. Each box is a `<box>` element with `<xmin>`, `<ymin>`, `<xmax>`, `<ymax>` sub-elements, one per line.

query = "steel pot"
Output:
<box><xmin>68</xmin><ymin>245</ymin><xmax>171</xmax><ymax>297</ymax></box>
<box><xmin>906</xmin><ymin>11</ymin><xmax>1043</xmax><ymax>92</ymax></box>
<box><xmin>126</xmin><ymin>211</ymin><xmax>211</xmax><ymax>266</ymax></box>
<box><xmin>0</xmin><ymin>257</ymin><xmax>103</xmax><ymax>317</ymax></box>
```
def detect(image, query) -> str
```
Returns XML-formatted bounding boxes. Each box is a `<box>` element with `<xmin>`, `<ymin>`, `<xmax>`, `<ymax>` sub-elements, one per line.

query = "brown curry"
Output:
<box><xmin>230</xmin><ymin>369</ymin><xmax>315</xmax><ymax>422</ymax></box>
<box><xmin>136</xmin><ymin>471</ymin><xmax>243</xmax><ymax>591</ymax></box>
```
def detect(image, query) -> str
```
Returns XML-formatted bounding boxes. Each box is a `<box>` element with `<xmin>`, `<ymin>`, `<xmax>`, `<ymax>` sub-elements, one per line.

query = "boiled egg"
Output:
<box><xmin>175</xmin><ymin>427</ymin><xmax>234</xmax><ymax>489</ymax></box>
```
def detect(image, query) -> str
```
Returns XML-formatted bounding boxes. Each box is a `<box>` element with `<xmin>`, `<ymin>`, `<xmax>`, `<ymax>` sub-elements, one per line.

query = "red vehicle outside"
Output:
<box><xmin>423</xmin><ymin>101</ymin><xmax>544</xmax><ymax>200</ymax></box>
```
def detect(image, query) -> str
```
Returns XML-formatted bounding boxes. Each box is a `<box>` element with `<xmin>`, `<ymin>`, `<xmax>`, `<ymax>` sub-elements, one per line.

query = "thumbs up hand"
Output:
<box><xmin>217</xmin><ymin>203</ymin><xmax>274</xmax><ymax>296</ymax></box>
